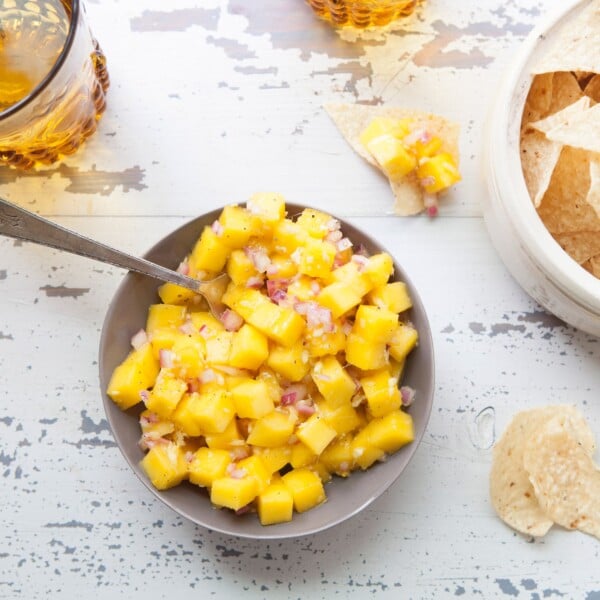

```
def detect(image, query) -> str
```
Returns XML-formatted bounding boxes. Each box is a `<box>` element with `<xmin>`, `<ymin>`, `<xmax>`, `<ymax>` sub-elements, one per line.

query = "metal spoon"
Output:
<box><xmin>0</xmin><ymin>197</ymin><xmax>229</xmax><ymax>317</ymax></box>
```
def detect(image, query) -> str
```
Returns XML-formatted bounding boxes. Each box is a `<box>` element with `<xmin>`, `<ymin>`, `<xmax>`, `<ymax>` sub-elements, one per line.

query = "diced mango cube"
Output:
<box><xmin>296</xmin><ymin>208</ymin><xmax>336</xmax><ymax>239</ymax></box>
<box><xmin>190</xmin><ymin>311</ymin><xmax>225</xmax><ymax>337</ymax></box>
<box><xmin>189</xmin><ymin>226</ymin><xmax>230</xmax><ymax>273</ymax></box>
<box><xmin>266</xmin><ymin>341</ymin><xmax>310</xmax><ymax>382</ymax></box>
<box><xmin>320</xmin><ymin>437</ymin><xmax>354</xmax><ymax>476</ymax></box>
<box><xmin>226</xmin><ymin>249</ymin><xmax>259</xmax><ymax>286</ymax></box>
<box><xmin>368</xmin><ymin>281</ymin><xmax>412</xmax><ymax>313</ymax></box>
<box><xmin>246</xmin><ymin>411</ymin><xmax>297</xmax><ymax>447</ymax></box>
<box><xmin>205</xmin><ymin>331</ymin><xmax>234</xmax><ymax>366</ymax></box>
<box><xmin>389</xmin><ymin>323</ymin><xmax>419</xmax><ymax>362</ymax></box>
<box><xmin>366</xmin><ymin>134</ymin><xmax>417</xmax><ymax>180</ymax></box>
<box><xmin>246</xmin><ymin>192</ymin><xmax>286</xmax><ymax>226</ymax></box>
<box><xmin>305</xmin><ymin>324</ymin><xmax>346</xmax><ymax>358</ymax></box>
<box><xmin>296</xmin><ymin>414</ymin><xmax>337</xmax><ymax>455</ymax></box>
<box><xmin>171</xmin><ymin>335</ymin><xmax>206</xmax><ymax>378</ymax></box>
<box><xmin>363</xmin><ymin>253</ymin><xmax>394</xmax><ymax>288</ymax></box>
<box><xmin>359</xmin><ymin>117</ymin><xmax>411</xmax><ymax>148</ymax></box>
<box><xmin>237</xmin><ymin>455</ymin><xmax>271</xmax><ymax>493</ymax></box>
<box><xmin>157</xmin><ymin>283</ymin><xmax>198</xmax><ymax>306</ymax></box>
<box><xmin>188</xmin><ymin>447</ymin><xmax>231</xmax><ymax>487</ymax></box>
<box><xmin>145</xmin><ymin>368</ymin><xmax>188</xmax><ymax>418</ymax></box>
<box><xmin>148</xmin><ymin>326</ymin><xmax>180</xmax><ymax>360</ymax></box>
<box><xmin>257</xmin><ymin>480</ymin><xmax>294</xmax><ymax>525</ymax></box>
<box><xmin>272</xmin><ymin>219</ymin><xmax>308</xmax><ymax>252</ymax></box>
<box><xmin>139</xmin><ymin>410</ymin><xmax>175</xmax><ymax>438</ymax></box>
<box><xmin>297</xmin><ymin>238</ymin><xmax>336</xmax><ymax>279</ymax></box>
<box><xmin>311</xmin><ymin>356</ymin><xmax>356</xmax><ymax>406</ymax></box>
<box><xmin>350</xmin><ymin>436</ymin><xmax>386</xmax><ymax>470</ymax></box>
<box><xmin>290</xmin><ymin>441</ymin><xmax>317</xmax><ymax>468</ymax></box>
<box><xmin>252</xmin><ymin>446</ymin><xmax>291</xmax><ymax>474</ymax></box>
<box><xmin>345</xmin><ymin>333</ymin><xmax>388</xmax><ymax>371</ymax></box>
<box><xmin>218</xmin><ymin>204</ymin><xmax>260</xmax><ymax>248</ymax></box>
<box><xmin>192</xmin><ymin>389</ymin><xmax>235</xmax><ymax>434</ymax></box>
<box><xmin>287</xmin><ymin>275</ymin><xmax>319</xmax><ymax>302</ymax></box>
<box><xmin>205</xmin><ymin>418</ymin><xmax>243</xmax><ymax>449</ymax></box>
<box><xmin>210</xmin><ymin>476</ymin><xmax>258</xmax><ymax>511</ymax></box>
<box><xmin>360</xmin><ymin>369</ymin><xmax>402</xmax><ymax>418</ymax></box>
<box><xmin>229</xmin><ymin>324</ymin><xmax>269</xmax><ymax>371</ymax></box>
<box><xmin>317</xmin><ymin>280</ymin><xmax>364</xmax><ymax>319</ymax></box>
<box><xmin>353</xmin><ymin>304</ymin><xmax>398</xmax><ymax>344</ymax></box>
<box><xmin>141</xmin><ymin>443</ymin><xmax>188</xmax><ymax>490</ymax></box>
<box><xmin>268</xmin><ymin>253</ymin><xmax>298</xmax><ymax>279</ymax></box>
<box><xmin>417</xmin><ymin>152</ymin><xmax>461</xmax><ymax>193</ymax></box>
<box><xmin>146</xmin><ymin>304</ymin><xmax>187</xmax><ymax>334</ymax></box>
<box><xmin>107</xmin><ymin>343</ymin><xmax>160</xmax><ymax>410</ymax></box>
<box><xmin>282</xmin><ymin>468</ymin><xmax>326</xmax><ymax>513</ymax></box>
<box><xmin>359</xmin><ymin>410</ymin><xmax>414</xmax><ymax>453</ymax></box>
<box><xmin>231</xmin><ymin>379</ymin><xmax>275</xmax><ymax>419</ymax></box>
<box><xmin>415</xmin><ymin>135</ymin><xmax>443</xmax><ymax>159</ymax></box>
<box><xmin>318</xmin><ymin>400</ymin><xmax>362</xmax><ymax>435</ymax></box>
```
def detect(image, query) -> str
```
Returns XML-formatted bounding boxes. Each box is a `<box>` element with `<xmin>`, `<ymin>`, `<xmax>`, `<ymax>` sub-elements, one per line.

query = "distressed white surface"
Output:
<box><xmin>1</xmin><ymin>0</ymin><xmax>600</xmax><ymax>599</ymax></box>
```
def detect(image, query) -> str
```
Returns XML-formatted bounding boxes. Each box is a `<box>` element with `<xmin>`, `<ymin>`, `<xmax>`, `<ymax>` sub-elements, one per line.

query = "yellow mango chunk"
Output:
<box><xmin>266</xmin><ymin>341</ymin><xmax>310</xmax><ymax>382</ymax></box>
<box><xmin>350</xmin><ymin>436</ymin><xmax>386</xmax><ymax>470</ymax></box>
<box><xmin>189</xmin><ymin>226</ymin><xmax>230</xmax><ymax>273</ymax></box>
<box><xmin>246</xmin><ymin>192</ymin><xmax>287</xmax><ymax>226</ymax></box>
<box><xmin>297</xmin><ymin>238</ymin><xmax>336</xmax><ymax>279</ymax></box>
<box><xmin>290</xmin><ymin>441</ymin><xmax>317</xmax><ymax>469</ymax></box>
<box><xmin>345</xmin><ymin>333</ymin><xmax>388</xmax><ymax>371</ymax></box>
<box><xmin>237</xmin><ymin>455</ymin><xmax>271</xmax><ymax>493</ymax></box>
<box><xmin>363</xmin><ymin>253</ymin><xmax>394</xmax><ymax>288</ymax></box>
<box><xmin>148</xmin><ymin>326</ymin><xmax>180</xmax><ymax>360</ymax></box>
<box><xmin>145</xmin><ymin>368</ymin><xmax>188</xmax><ymax>419</ymax></box>
<box><xmin>205</xmin><ymin>331</ymin><xmax>234</xmax><ymax>366</ymax></box>
<box><xmin>157</xmin><ymin>283</ymin><xmax>198</xmax><ymax>306</ymax></box>
<box><xmin>141</xmin><ymin>443</ymin><xmax>188</xmax><ymax>491</ymax></box>
<box><xmin>360</xmin><ymin>369</ymin><xmax>402</xmax><ymax>418</ymax></box>
<box><xmin>366</xmin><ymin>134</ymin><xmax>417</xmax><ymax>181</ymax></box>
<box><xmin>353</xmin><ymin>304</ymin><xmax>398</xmax><ymax>344</ymax></box>
<box><xmin>210</xmin><ymin>476</ymin><xmax>258</xmax><ymax>511</ymax></box>
<box><xmin>389</xmin><ymin>323</ymin><xmax>419</xmax><ymax>362</ymax></box>
<box><xmin>230</xmin><ymin>379</ymin><xmax>275</xmax><ymax>419</ymax></box>
<box><xmin>320</xmin><ymin>437</ymin><xmax>354</xmax><ymax>477</ymax></box>
<box><xmin>317</xmin><ymin>280</ymin><xmax>364</xmax><ymax>319</ymax></box>
<box><xmin>257</xmin><ymin>480</ymin><xmax>294</xmax><ymax>525</ymax></box>
<box><xmin>252</xmin><ymin>446</ymin><xmax>291</xmax><ymax>474</ymax></box>
<box><xmin>188</xmin><ymin>447</ymin><xmax>231</xmax><ymax>488</ymax></box>
<box><xmin>367</xmin><ymin>281</ymin><xmax>412</xmax><ymax>314</ymax></box>
<box><xmin>318</xmin><ymin>400</ymin><xmax>362</xmax><ymax>435</ymax></box>
<box><xmin>107</xmin><ymin>343</ymin><xmax>160</xmax><ymax>410</ymax></box>
<box><xmin>417</xmin><ymin>152</ymin><xmax>461</xmax><ymax>193</ymax></box>
<box><xmin>311</xmin><ymin>356</ymin><xmax>356</xmax><ymax>406</ymax></box>
<box><xmin>205</xmin><ymin>418</ymin><xmax>243</xmax><ymax>449</ymax></box>
<box><xmin>358</xmin><ymin>410</ymin><xmax>414</xmax><ymax>453</ymax></box>
<box><xmin>190</xmin><ymin>311</ymin><xmax>225</xmax><ymax>337</ymax></box>
<box><xmin>296</xmin><ymin>208</ymin><xmax>336</xmax><ymax>239</ymax></box>
<box><xmin>229</xmin><ymin>324</ymin><xmax>269</xmax><ymax>371</ymax></box>
<box><xmin>282</xmin><ymin>468</ymin><xmax>326</xmax><ymax>513</ymax></box>
<box><xmin>296</xmin><ymin>414</ymin><xmax>337</xmax><ymax>455</ymax></box>
<box><xmin>218</xmin><ymin>204</ymin><xmax>260</xmax><ymax>249</ymax></box>
<box><xmin>146</xmin><ymin>304</ymin><xmax>187</xmax><ymax>334</ymax></box>
<box><xmin>172</xmin><ymin>390</ymin><xmax>234</xmax><ymax>436</ymax></box>
<box><xmin>305</xmin><ymin>324</ymin><xmax>346</xmax><ymax>358</ymax></box>
<box><xmin>226</xmin><ymin>249</ymin><xmax>258</xmax><ymax>286</ymax></box>
<box><xmin>246</xmin><ymin>411</ymin><xmax>297</xmax><ymax>447</ymax></box>
<box><xmin>359</xmin><ymin>117</ymin><xmax>411</xmax><ymax>147</ymax></box>
<box><xmin>272</xmin><ymin>219</ymin><xmax>308</xmax><ymax>252</ymax></box>
<box><xmin>171</xmin><ymin>335</ymin><xmax>206</xmax><ymax>379</ymax></box>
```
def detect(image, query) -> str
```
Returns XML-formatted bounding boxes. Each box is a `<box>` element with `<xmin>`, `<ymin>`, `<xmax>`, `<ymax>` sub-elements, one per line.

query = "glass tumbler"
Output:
<box><xmin>304</xmin><ymin>0</ymin><xmax>419</xmax><ymax>28</ymax></box>
<box><xmin>0</xmin><ymin>0</ymin><xmax>109</xmax><ymax>169</ymax></box>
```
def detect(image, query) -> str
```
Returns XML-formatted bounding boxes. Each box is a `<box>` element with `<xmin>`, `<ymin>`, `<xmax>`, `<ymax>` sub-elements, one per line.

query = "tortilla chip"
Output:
<box><xmin>544</xmin><ymin>103</ymin><xmax>600</xmax><ymax>154</ymax></box>
<box><xmin>586</xmin><ymin>157</ymin><xmax>600</xmax><ymax>219</ymax></box>
<box><xmin>554</xmin><ymin>231</ymin><xmax>600</xmax><ymax>264</ymax></box>
<box><xmin>548</xmin><ymin>72</ymin><xmax>585</xmax><ymax>115</ymax></box>
<box><xmin>529</xmin><ymin>96</ymin><xmax>591</xmax><ymax>135</ymax></box>
<box><xmin>522</xmin><ymin>73</ymin><xmax>554</xmax><ymax>127</ymax></box>
<box><xmin>490</xmin><ymin>405</ymin><xmax>595</xmax><ymax>537</ymax></box>
<box><xmin>524</xmin><ymin>415</ymin><xmax>600</xmax><ymax>539</ymax></box>
<box><xmin>520</xmin><ymin>128</ymin><xmax>563</xmax><ymax>208</ymax></box>
<box><xmin>584</xmin><ymin>74</ymin><xmax>600</xmax><ymax>102</ymax></box>
<box><xmin>532</xmin><ymin>2</ymin><xmax>600</xmax><ymax>74</ymax></box>
<box><xmin>591</xmin><ymin>254</ymin><xmax>600</xmax><ymax>277</ymax></box>
<box><xmin>537</xmin><ymin>146</ymin><xmax>600</xmax><ymax>233</ymax></box>
<box><xmin>325</xmin><ymin>103</ymin><xmax>460</xmax><ymax>215</ymax></box>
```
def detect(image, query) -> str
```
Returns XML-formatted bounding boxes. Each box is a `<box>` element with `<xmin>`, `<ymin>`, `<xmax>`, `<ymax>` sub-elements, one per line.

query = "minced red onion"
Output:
<box><xmin>351</xmin><ymin>254</ymin><xmax>369</xmax><ymax>270</ymax></box>
<box><xmin>296</xmin><ymin>401</ymin><xmax>316</xmax><ymax>416</ymax></box>
<box><xmin>280</xmin><ymin>383</ymin><xmax>308</xmax><ymax>406</ymax></box>
<box><xmin>336</xmin><ymin>237</ymin><xmax>353</xmax><ymax>252</ymax></box>
<box><xmin>226</xmin><ymin>465</ymin><xmax>248</xmax><ymax>479</ymax></box>
<box><xmin>139</xmin><ymin>389</ymin><xmax>150</xmax><ymax>403</ymax></box>
<box><xmin>220</xmin><ymin>309</ymin><xmax>244</xmax><ymax>332</ymax></box>
<box><xmin>159</xmin><ymin>349</ymin><xmax>175</xmax><ymax>368</ymax></box>
<box><xmin>400</xmin><ymin>386</ymin><xmax>416</xmax><ymax>406</ymax></box>
<box><xmin>325</xmin><ymin>229</ymin><xmax>343</xmax><ymax>244</ymax></box>
<box><xmin>244</xmin><ymin>245</ymin><xmax>271</xmax><ymax>273</ymax></box>
<box><xmin>199</xmin><ymin>368</ymin><xmax>217</xmax><ymax>384</ymax></box>
<box><xmin>245</xmin><ymin>275</ymin><xmax>264</xmax><ymax>289</ymax></box>
<box><xmin>198</xmin><ymin>324</ymin><xmax>209</xmax><ymax>338</ymax></box>
<box><xmin>176</xmin><ymin>261</ymin><xmax>190</xmax><ymax>275</ymax></box>
<box><xmin>211</xmin><ymin>220</ymin><xmax>224</xmax><ymax>236</ymax></box>
<box><xmin>130</xmin><ymin>328</ymin><xmax>148</xmax><ymax>350</ymax></box>
<box><xmin>179</xmin><ymin>320</ymin><xmax>196</xmax><ymax>335</ymax></box>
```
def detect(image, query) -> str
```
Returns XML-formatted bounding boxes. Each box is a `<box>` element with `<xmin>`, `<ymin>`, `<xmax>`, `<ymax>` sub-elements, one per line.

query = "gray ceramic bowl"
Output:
<box><xmin>99</xmin><ymin>204</ymin><xmax>434</xmax><ymax>539</ymax></box>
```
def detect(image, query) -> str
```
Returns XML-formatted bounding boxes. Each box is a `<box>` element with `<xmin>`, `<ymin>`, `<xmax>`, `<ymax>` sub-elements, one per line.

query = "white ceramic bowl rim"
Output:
<box><xmin>487</xmin><ymin>0</ymin><xmax>600</xmax><ymax>317</ymax></box>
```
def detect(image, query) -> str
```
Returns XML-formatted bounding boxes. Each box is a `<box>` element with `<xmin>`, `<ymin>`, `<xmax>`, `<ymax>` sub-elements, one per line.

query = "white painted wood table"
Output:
<box><xmin>1</xmin><ymin>0</ymin><xmax>599</xmax><ymax>598</ymax></box>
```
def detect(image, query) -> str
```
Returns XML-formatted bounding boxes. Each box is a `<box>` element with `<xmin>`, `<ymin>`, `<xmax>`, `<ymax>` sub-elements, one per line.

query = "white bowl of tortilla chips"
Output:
<box><xmin>483</xmin><ymin>0</ymin><xmax>600</xmax><ymax>337</ymax></box>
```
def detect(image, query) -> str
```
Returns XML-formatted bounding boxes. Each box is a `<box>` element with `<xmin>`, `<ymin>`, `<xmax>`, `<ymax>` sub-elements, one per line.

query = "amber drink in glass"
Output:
<box><xmin>0</xmin><ymin>0</ymin><xmax>109</xmax><ymax>169</ymax></box>
<box><xmin>305</xmin><ymin>0</ymin><xmax>419</xmax><ymax>28</ymax></box>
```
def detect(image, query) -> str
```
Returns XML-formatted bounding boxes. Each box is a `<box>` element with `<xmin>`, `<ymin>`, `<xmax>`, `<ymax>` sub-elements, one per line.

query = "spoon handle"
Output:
<box><xmin>0</xmin><ymin>197</ymin><xmax>202</xmax><ymax>292</ymax></box>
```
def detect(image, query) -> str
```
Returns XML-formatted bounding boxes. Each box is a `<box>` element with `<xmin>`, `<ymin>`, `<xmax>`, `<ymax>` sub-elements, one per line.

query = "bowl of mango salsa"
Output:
<box><xmin>99</xmin><ymin>195</ymin><xmax>434</xmax><ymax>538</ymax></box>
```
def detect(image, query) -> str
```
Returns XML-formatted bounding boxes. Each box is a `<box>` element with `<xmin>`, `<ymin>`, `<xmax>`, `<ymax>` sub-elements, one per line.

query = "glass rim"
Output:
<box><xmin>0</xmin><ymin>0</ymin><xmax>80</xmax><ymax>121</ymax></box>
